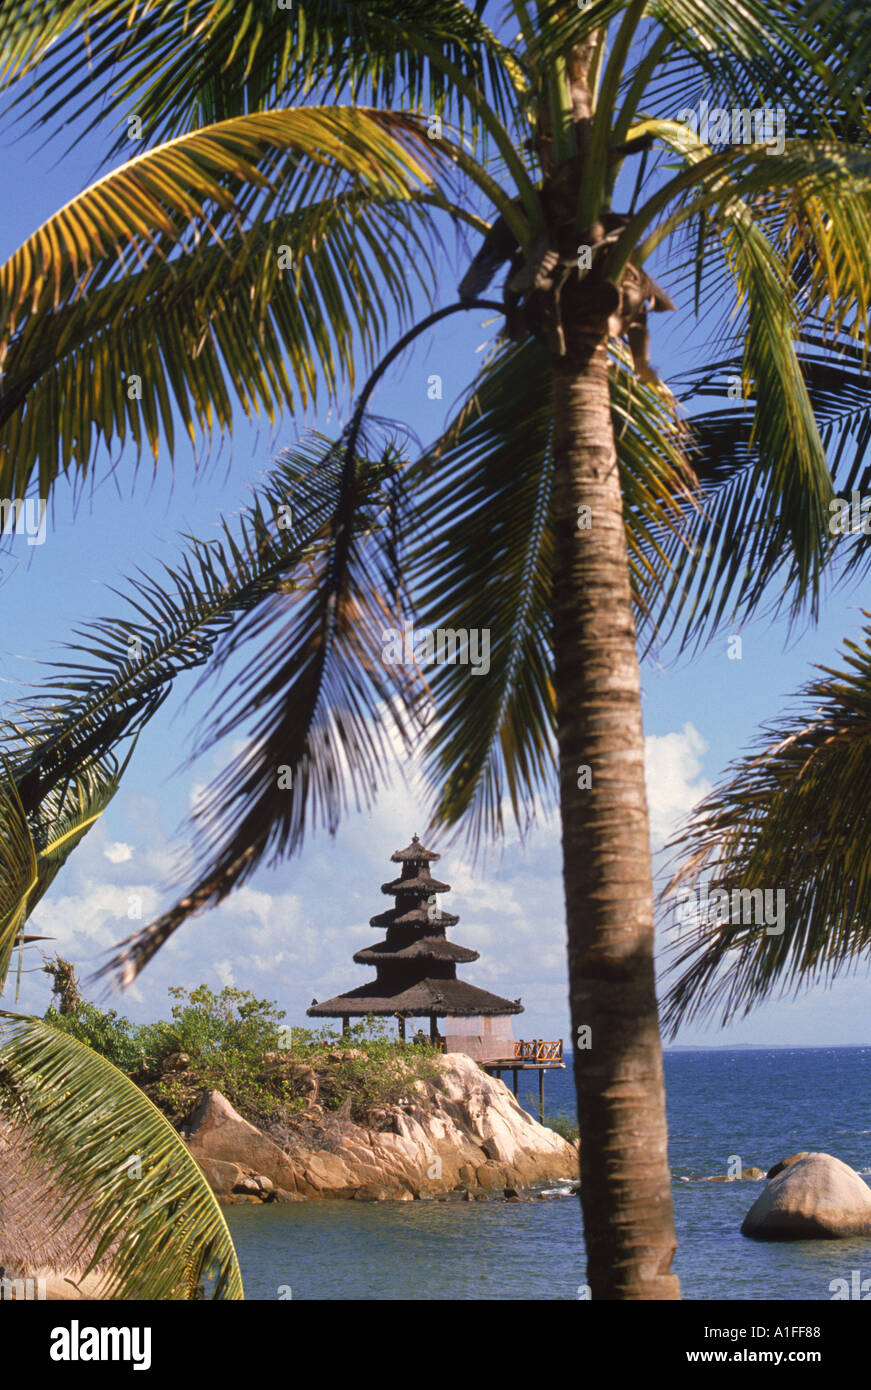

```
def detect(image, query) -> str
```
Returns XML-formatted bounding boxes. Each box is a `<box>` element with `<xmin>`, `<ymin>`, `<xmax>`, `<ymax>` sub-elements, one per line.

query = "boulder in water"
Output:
<box><xmin>765</xmin><ymin>1151</ymin><xmax>811</xmax><ymax>1180</ymax></box>
<box><xmin>742</xmin><ymin>1152</ymin><xmax>871</xmax><ymax>1240</ymax></box>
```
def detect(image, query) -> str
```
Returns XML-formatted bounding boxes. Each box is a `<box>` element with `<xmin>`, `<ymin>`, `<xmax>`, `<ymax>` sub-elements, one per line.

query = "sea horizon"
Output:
<box><xmin>225</xmin><ymin>1044</ymin><xmax>871</xmax><ymax>1300</ymax></box>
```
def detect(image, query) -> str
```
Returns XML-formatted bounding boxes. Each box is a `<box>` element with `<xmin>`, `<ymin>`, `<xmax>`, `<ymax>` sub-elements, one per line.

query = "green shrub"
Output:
<box><xmin>135</xmin><ymin>985</ymin><xmax>288</xmax><ymax>1123</ymax></box>
<box><xmin>544</xmin><ymin>1110</ymin><xmax>579</xmax><ymax>1143</ymax></box>
<box><xmin>42</xmin><ymin>1001</ymin><xmax>144</xmax><ymax>1073</ymax></box>
<box><xmin>278</xmin><ymin>1015</ymin><xmax>442</xmax><ymax>1119</ymax></box>
<box><xmin>42</xmin><ymin>985</ymin><xmax>442</xmax><ymax>1131</ymax></box>
<box><xmin>135</xmin><ymin>984</ymin><xmax>285</xmax><ymax>1066</ymax></box>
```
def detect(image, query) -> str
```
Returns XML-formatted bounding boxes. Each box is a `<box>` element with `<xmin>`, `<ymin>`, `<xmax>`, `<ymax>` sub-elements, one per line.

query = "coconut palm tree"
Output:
<box><xmin>662</xmin><ymin>611</ymin><xmax>871</xmax><ymax>1032</ymax></box>
<box><xmin>3</xmin><ymin>0</ymin><xmax>871</xmax><ymax>1299</ymax></box>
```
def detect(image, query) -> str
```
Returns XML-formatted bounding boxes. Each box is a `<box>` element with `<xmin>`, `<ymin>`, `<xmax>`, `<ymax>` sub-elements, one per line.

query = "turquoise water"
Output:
<box><xmin>226</xmin><ymin>1047</ymin><xmax>871</xmax><ymax>1300</ymax></box>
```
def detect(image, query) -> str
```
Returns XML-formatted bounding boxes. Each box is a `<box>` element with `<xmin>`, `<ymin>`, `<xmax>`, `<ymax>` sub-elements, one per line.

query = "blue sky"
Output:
<box><xmin>1</xmin><ymin>37</ymin><xmax>869</xmax><ymax>1048</ymax></box>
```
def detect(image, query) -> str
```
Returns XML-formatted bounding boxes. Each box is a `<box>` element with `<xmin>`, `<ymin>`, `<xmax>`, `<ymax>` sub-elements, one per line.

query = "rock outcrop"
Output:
<box><xmin>742</xmin><ymin>1152</ymin><xmax>871</xmax><ymax>1240</ymax></box>
<box><xmin>185</xmin><ymin>1053</ymin><xmax>578</xmax><ymax>1202</ymax></box>
<box><xmin>182</xmin><ymin>1090</ymin><xmax>299</xmax><ymax>1199</ymax></box>
<box><xmin>705</xmin><ymin>1167</ymin><xmax>765</xmax><ymax>1182</ymax></box>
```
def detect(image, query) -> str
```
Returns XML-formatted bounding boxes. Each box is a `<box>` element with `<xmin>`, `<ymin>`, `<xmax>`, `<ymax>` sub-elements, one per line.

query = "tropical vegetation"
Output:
<box><xmin>42</xmin><ymin>969</ymin><xmax>441</xmax><ymax>1126</ymax></box>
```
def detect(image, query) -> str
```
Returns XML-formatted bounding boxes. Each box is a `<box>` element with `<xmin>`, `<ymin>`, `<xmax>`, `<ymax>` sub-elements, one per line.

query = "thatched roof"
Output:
<box><xmin>369</xmin><ymin>906</ymin><xmax>459</xmax><ymax>930</ymax></box>
<box><xmin>380</xmin><ymin>871</ymin><xmax>450</xmax><ymax>896</ymax></box>
<box><xmin>390</xmin><ymin>835</ymin><xmax>440</xmax><ymax>863</ymax></box>
<box><xmin>0</xmin><ymin>1120</ymin><xmax>108</xmax><ymax>1294</ymax></box>
<box><xmin>307</xmin><ymin>977</ymin><xmax>524</xmax><ymax>1018</ymax></box>
<box><xmin>353</xmin><ymin>937</ymin><xmax>479</xmax><ymax>965</ymax></box>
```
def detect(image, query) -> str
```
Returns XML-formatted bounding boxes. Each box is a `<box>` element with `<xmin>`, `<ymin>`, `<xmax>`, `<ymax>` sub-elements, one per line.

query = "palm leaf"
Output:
<box><xmin>0</xmin><ymin>105</ymin><xmax>456</xmax><ymax>500</ymax></box>
<box><xmin>410</xmin><ymin>338</ymin><xmax>556</xmax><ymax>845</ymax></box>
<box><xmin>534</xmin><ymin>0</ymin><xmax>846</xmax><ymax>121</ymax></box>
<box><xmin>0</xmin><ymin>779</ymin><xmax>37</xmax><ymax>990</ymax></box>
<box><xmin>645</xmin><ymin>325</ymin><xmax>871</xmax><ymax>646</ymax></box>
<box><xmin>100</xmin><ymin>422</ymin><xmax>422</xmax><ymax>983</ymax></box>
<box><xmin>0</xmin><ymin>424</ymin><xmax>412</xmax><ymax>871</ymax></box>
<box><xmin>661</xmin><ymin>615</ymin><xmax>871</xmax><ymax>1031</ymax></box>
<box><xmin>0</xmin><ymin>748</ymin><xmax>129</xmax><ymax>994</ymax></box>
<box><xmin>0</xmin><ymin>192</ymin><xmax>439</xmax><ymax>501</ymax></box>
<box><xmin>0</xmin><ymin>1013</ymin><xmax>243</xmax><ymax>1298</ymax></box>
<box><xmin>0</xmin><ymin>426</ymin><xmax>421</xmax><ymax>986</ymax></box>
<box><xmin>0</xmin><ymin>435</ymin><xmax>411</xmax><ymax>818</ymax></box>
<box><xmin>0</xmin><ymin>0</ymin><xmax>523</xmax><ymax>153</ymax></box>
<box><xmin>408</xmin><ymin>337</ymin><xmax>695</xmax><ymax>846</ymax></box>
<box><xmin>609</xmin><ymin>140</ymin><xmax>871</xmax><ymax>635</ymax></box>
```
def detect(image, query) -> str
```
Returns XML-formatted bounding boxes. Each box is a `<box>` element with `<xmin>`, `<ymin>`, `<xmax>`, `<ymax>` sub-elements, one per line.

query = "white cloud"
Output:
<box><xmin>230</xmin><ymin>886</ymin><xmax>276</xmax><ymax>930</ymax></box>
<box><xmin>104</xmin><ymin>841</ymin><xmax>133</xmax><ymax>864</ymax></box>
<box><xmin>29</xmin><ymin>879</ymin><xmax>163</xmax><ymax>953</ymax></box>
<box><xmin>214</xmin><ymin>959</ymin><xmax>236</xmax><ymax>988</ymax></box>
<box><xmin>644</xmin><ymin>722</ymin><xmax>711</xmax><ymax>850</ymax></box>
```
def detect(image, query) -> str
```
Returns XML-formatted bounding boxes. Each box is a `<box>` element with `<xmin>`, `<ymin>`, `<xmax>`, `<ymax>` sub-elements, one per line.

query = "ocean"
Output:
<box><xmin>224</xmin><ymin>1046</ymin><xmax>871</xmax><ymax>1300</ymax></box>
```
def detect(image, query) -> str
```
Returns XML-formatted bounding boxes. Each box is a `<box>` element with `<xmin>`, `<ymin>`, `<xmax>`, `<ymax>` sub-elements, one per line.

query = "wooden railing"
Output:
<box><xmin>513</xmin><ymin>1039</ymin><xmax>563</xmax><ymax>1062</ymax></box>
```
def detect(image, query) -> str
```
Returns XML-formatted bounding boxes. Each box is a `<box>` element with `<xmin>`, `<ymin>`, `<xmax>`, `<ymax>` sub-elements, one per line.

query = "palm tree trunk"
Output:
<box><xmin>551</xmin><ymin>336</ymin><xmax>680</xmax><ymax>1300</ymax></box>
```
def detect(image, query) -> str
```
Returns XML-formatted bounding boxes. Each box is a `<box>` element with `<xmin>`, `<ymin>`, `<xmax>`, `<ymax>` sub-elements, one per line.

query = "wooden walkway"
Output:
<box><xmin>481</xmin><ymin>1040</ymin><xmax>565</xmax><ymax>1121</ymax></box>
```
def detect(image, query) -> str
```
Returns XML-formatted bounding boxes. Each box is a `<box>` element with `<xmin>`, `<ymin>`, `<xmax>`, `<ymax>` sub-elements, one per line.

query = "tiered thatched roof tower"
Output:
<box><xmin>307</xmin><ymin>834</ymin><xmax>523</xmax><ymax>1040</ymax></box>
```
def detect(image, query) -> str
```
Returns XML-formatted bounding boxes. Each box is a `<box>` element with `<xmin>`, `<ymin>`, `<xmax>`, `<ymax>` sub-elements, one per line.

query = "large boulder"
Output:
<box><xmin>186</xmin><ymin>1054</ymin><xmax>578</xmax><ymax>1203</ymax></box>
<box><xmin>766</xmin><ymin>1151</ymin><xmax>811</xmax><ymax>1180</ymax></box>
<box><xmin>194</xmin><ymin>1156</ymin><xmax>246</xmax><ymax>1197</ymax></box>
<box><xmin>742</xmin><ymin>1153</ymin><xmax>871</xmax><ymax>1240</ymax></box>
<box><xmin>185</xmin><ymin>1090</ymin><xmax>300</xmax><ymax>1194</ymax></box>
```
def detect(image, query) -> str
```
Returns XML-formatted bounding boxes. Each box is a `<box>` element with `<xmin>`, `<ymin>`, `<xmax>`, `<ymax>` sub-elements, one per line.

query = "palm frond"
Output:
<box><xmin>612</xmin><ymin>140</ymin><xmax>871</xmax><ymax>632</ymax></box>
<box><xmin>0</xmin><ymin>191</ymin><xmax>439</xmax><ymax>500</ymax></box>
<box><xmin>534</xmin><ymin>0</ymin><xmax>846</xmax><ymax>122</ymax></box>
<box><xmin>0</xmin><ymin>779</ymin><xmax>37</xmax><ymax>990</ymax></box>
<box><xmin>410</xmin><ymin>338</ymin><xmax>556</xmax><ymax>846</ymax></box>
<box><xmin>0</xmin><ymin>441</ymin><xmax>362</xmax><ymax>818</ymax></box>
<box><xmin>0</xmin><ymin>1013</ymin><xmax>243</xmax><ymax>1298</ymax></box>
<box><xmin>0</xmin><ymin>750</ymin><xmax>127</xmax><ymax>994</ymax></box>
<box><xmin>647</xmin><ymin>325</ymin><xmax>871</xmax><ymax>647</ymax></box>
<box><xmin>0</xmin><ymin>105</ymin><xmax>455</xmax><ymax>500</ymax></box>
<box><xmin>661</xmin><ymin>615</ymin><xmax>871</xmax><ymax>1032</ymax></box>
<box><xmin>100</xmin><ymin>421</ymin><xmax>422</xmax><ymax>984</ymax></box>
<box><xmin>408</xmin><ymin>337</ymin><xmax>695</xmax><ymax>847</ymax></box>
<box><xmin>0</xmin><ymin>1</ymin><xmax>524</xmax><ymax>155</ymax></box>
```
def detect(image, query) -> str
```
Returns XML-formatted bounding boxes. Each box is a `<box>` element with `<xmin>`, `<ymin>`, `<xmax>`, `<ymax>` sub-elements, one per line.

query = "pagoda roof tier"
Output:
<box><xmin>380</xmin><ymin>871</ymin><xmax>450</xmax><ymax>896</ymax></box>
<box><xmin>369</xmin><ymin>907</ymin><xmax>459</xmax><ymax>930</ymax></box>
<box><xmin>390</xmin><ymin>835</ymin><xmax>441</xmax><ymax>863</ymax></box>
<box><xmin>307</xmin><ymin>978</ymin><xmax>524</xmax><ymax>1019</ymax></box>
<box><xmin>353</xmin><ymin>937</ymin><xmax>479</xmax><ymax>965</ymax></box>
